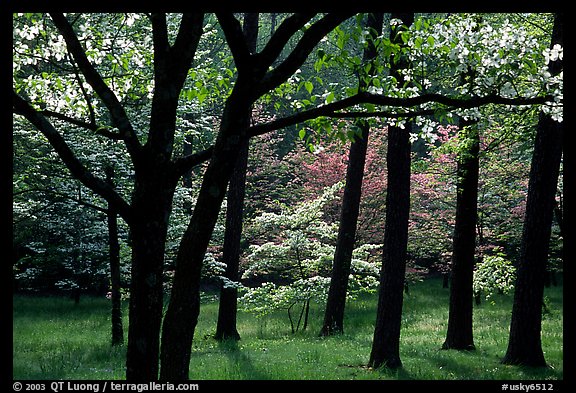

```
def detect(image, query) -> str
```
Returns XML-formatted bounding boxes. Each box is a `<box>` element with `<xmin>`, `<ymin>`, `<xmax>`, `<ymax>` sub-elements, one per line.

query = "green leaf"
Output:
<box><xmin>298</xmin><ymin>129</ymin><xmax>306</xmax><ymax>140</ymax></box>
<box><xmin>325</xmin><ymin>91</ymin><xmax>335</xmax><ymax>104</ymax></box>
<box><xmin>415</xmin><ymin>37</ymin><xmax>423</xmax><ymax>49</ymax></box>
<box><xmin>304</xmin><ymin>81</ymin><xmax>313</xmax><ymax>95</ymax></box>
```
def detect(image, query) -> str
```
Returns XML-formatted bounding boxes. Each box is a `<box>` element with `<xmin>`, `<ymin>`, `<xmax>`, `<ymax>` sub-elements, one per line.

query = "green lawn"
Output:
<box><xmin>12</xmin><ymin>277</ymin><xmax>563</xmax><ymax>380</ymax></box>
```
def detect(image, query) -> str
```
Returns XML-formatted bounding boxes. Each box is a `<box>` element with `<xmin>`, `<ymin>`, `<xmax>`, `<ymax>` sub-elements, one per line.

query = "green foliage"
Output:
<box><xmin>473</xmin><ymin>250</ymin><xmax>516</xmax><ymax>303</ymax></box>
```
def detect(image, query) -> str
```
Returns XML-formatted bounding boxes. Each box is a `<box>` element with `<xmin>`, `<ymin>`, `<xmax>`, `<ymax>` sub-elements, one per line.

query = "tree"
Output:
<box><xmin>214</xmin><ymin>12</ymin><xmax>259</xmax><ymax>343</ymax></box>
<box><xmin>158</xmin><ymin>13</ymin><xmax>356</xmax><ymax>380</ymax></box>
<box><xmin>105</xmin><ymin>165</ymin><xmax>124</xmax><ymax>346</ymax></box>
<box><xmin>14</xmin><ymin>12</ymin><xmax>208</xmax><ymax>380</ymax></box>
<box><xmin>442</xmin><ymin>118</ymin><xmax>479</xmax><ymax>350</ymax></box>
<box><xmin>502</xmin><ymin>13</ymin><xmax>563</xmax><ymax>367</ymax></box>
<box><xmin>239</xmin><ymin>182</ymin><xmax>381</xmax><ymax>333</ymax></box>
<box><xmin>320</xmin><ymin>12</ymin><xmax>384</xmax><ymax>336</ymax></box>
<box><xmin>369</xmin><ymin>12</ymin><xmax>414</xmax><ymax>370</ymax></box>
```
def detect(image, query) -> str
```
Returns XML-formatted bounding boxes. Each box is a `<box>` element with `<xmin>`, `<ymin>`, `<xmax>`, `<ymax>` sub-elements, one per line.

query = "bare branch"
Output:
<box><xmin>216</xmin><ymin>13</ymin><xmax>252</xmax><ymax>73</ymax></box>
<box><xmin>255</xmin><ymin>13</ymin><xmax>316</xmax><ymax>70</ymax></box>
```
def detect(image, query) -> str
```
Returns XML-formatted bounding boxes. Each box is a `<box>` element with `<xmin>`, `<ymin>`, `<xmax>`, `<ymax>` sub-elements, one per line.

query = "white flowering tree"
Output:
<box><xmin>473</xmin><ymin>251</ymin><xmax>516</xmax><ymax>304</ymax></box>
<box><xmin>239</xmin><ymin>182</ymin><xmax>381</xmax><ymax>332</ymax></box>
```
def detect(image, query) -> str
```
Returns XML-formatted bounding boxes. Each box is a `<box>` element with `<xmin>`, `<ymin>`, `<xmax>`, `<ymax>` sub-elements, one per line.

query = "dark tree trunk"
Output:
<box><xmin>442</xmin><ymin>120</ymin><xmax>479</xmax><ymax>351</ymax></box>
<box><xmin>502</xmin><ymin>114</ymin><xmax>562</xmax><ymax>366</ymax></box>
<box><xmin>320</xmin><ymin>13</ymin><xmax>383</xmax><ymax>337</ymax></box>
<box><xmin>215</xmin><ymin>12</ymin><xmax>258</xmax><ymax>343</ymax></box>
<box><xmin>368</xmin><ymin>12</ymin><xmax>413</xmax><ymax>371</ymax></box>
<box><xmin>502</xmin><ymin>13</ymin><xmax>562</xmax><ymax>368</ymax></box>
<box><xmin>106</xmin><ymin>165</ymin><xmax>124</xmax><ymax>347</ymax></box>
<box><xmin>320</xmin><ymin>122</ymin><xmax>369</xmax><ymax>336</ymax></box>
<box><xmin>159</xmin><ymin>95</ymin><xmax>252</xmax><ymax>380</ymax></box>
<box><xmin>126</xmin><ymin>169</ymin><xmax>176</xmax><ymax>381</ymax></box>
<box><xmin>214</xmin><ymin>137</ymin><xmax>249</xmax><ymax>341</ymax></box>
<box><xmin>369</xmin><ymin>121</ymin><xmax>412</xmax><ymax>369</ymax></box>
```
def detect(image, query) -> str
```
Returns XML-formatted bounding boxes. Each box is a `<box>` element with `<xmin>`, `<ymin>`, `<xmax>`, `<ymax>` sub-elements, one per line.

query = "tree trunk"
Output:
<box><xmin>369</xmin><ymin>120</ymin><xmax>412</xmax><ymax>369</ymax></box>
<box><xmin>320</xmin><ymin>13</ymin><xmax>383</xmax><ymax>337</ymax></box>
<box><xmin>502</xmin><ymin>114</ymin><xmax>562</xmax><ymax>366</ymax></box>
<box><xmin>126</xmin><ymin>170</ymin><xmax>176</xmax><ymax>381</ymax></box>
<box><xmin>106</xmin><ymin>165</ymin><xmax>124</xmax><ymax>347</ymax></box>
<box><xmin>214</xmin><ymin>137</ymin><xmax>248</xmax><ymax>341</ymax></box>
<box><xmin>502</xmin><ymin>13</ymin><xmax>562</xmax><ymax>368</ymax></box>
<box><xmin>442</xmin><ymin>120</ymin><xmax>479</xmax><ymax>351</ymax></box>
<box><xmin>159</xmin><ymin>95</ymin><xmax>252</xmax><ymax>380</ymax></box>
<box><xmin>215</xmin><ymin>12</ymin><xmax>258</xmax><ymax>343</ymax></box>
<box><xmin>321</xmin><ymin>120</ymin><xmax>369</xmax><ymax>336</ymax></box>
<box><xmin>368</xmin><ymin>12</ymin><xmax>413</xmax><ymax>371</ymax></box>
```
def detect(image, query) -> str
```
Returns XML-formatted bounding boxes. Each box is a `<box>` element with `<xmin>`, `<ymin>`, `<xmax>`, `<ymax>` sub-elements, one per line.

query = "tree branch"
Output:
<box><xmin>255</xmin><ymin>13</ymin><xmax>316</xmax><ymax>71</ymax></box>
<box><xmin>49</xmin><ymin>13</ymin><xmax>142</xmax><ymax>162</ymax></box>
<box><xmin>248</xmin><ymin>92</ymin><xmax>554</xmax><ymax>138</ymax></box>
<box><xmin>172</xmin><ymin>146</ymin><xmax>214</xmax><ymax>179</ymax></box>
<box><xmin>31</xmin><ymin>109</ymin><xmax>124</xmax><ymax>141</ymax></box>
<box><xmin>13</xmin><ymin>91</ymin><xmax>134</xmax><ymax>225</ymax></box>
<box><xmin>259</xmin><ymin>13</ymin><xmax>355</xmax><ymax>95</ymax></box>
<box><xmin>147</xmin><ymin>13</ymin><xmax>204</xmax><ymax>159</ymax></box>
<box><xmin>171</xmin><ymin>13</ymin><xmax>205</xmax><ymax>69</ymax></box>
<box><xmin>216</xmin><ymin>13</ymin><xmax>252</xmax><ymax>73</ymax></box>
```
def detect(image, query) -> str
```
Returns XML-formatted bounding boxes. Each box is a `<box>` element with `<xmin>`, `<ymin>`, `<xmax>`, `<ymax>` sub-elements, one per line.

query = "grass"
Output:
<box><xmin>13</xmin><ymin>277</ymin><xmax>563</xmax><ymax>380</ymax></box>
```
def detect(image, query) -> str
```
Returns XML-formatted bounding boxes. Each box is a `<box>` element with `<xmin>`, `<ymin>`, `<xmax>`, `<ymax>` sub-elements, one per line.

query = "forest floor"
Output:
<box><xmin>13</xmin><ymin>277</ymin><xmax>563</xmax><ymax>382</ymax></box>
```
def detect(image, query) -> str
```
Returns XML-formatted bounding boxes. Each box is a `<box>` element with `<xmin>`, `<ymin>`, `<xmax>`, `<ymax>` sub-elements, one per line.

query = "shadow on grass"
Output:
<box><xmin>217</xmin><ymin>339</ymin><xmax>270</xmax><ymax>380</ymax></box>
<box><xmin>372</xmin><ymin>364</ymin><xmax>415</xmax><ymax>380</ymax></box>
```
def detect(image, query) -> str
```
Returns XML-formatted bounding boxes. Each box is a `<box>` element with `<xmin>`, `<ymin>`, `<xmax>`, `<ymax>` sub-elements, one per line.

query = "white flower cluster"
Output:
<box><xmin>405</xmin><ymin>15</ymin><xmax>562</xmax><ymax>118</ymax></box>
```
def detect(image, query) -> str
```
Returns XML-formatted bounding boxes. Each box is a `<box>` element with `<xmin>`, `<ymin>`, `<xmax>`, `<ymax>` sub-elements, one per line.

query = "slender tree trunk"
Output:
<box><xmin>368</xmin><ymin>12</ymin><xmax>414</xmax><ymax>371</ymax></box>
<box><xmin>105</xmin><ymin>165</ymin><xmax>124</xmax><ymax>347</ymax></box>
<box><xmin>320</xmin><ymin>13</ymin><xmax>383</xmax><ymax>337</ymax></box>
<box><xmin>215</xmin><ymin>12</ymin><xmax>258</xmax><ymax>342</ymax></box>
<box><xmin>502</xmin><ymin>13</ymin><xmax>562</xmax><ymax>368</ymax></box>
<box><xmin>442</xmin><ymin>120</ymin><xmax>479</xmax><ymax>350</ymax></box>
<box><xmin>214</xmin><ymin>137</ymin><xmax>248</xmax><ymax>341</ymax></box>
<box><xmin>320</xmin><ymin>122</ymin><xmax>369</xmax><ymax>336</ymax></box>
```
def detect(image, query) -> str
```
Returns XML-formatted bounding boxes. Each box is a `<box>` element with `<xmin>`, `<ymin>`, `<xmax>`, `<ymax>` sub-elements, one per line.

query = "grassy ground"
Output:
<box><xmin>12</xmin><ymin>277</ymin><xmax>563</xmax><ymax>380</ymax></box>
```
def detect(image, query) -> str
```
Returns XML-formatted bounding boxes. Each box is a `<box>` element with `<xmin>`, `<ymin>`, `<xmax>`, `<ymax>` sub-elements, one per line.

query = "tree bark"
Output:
<box><xmin>442</xmin><ymin>119</ymin><xmax>479</xmax><ymax>351</ymax></box>
<box><xmin>215</xmin><ymin>12</ymin><xmax>259</xmax><ymax>343</ymax></box>
<box><xmin>320</xmin><ymin>13</ymin><xmax>383</xmax><ymax>337</ymax></box>
<box><xmin>126</xmin><ymin>168</ymin><xmax>177</xmax><ymax>381</ymax></box>
<box><xmin>105</xmin><ymin>165</ymin><xmax>124</xmax><ymax>347</ymax></box>
<box><xmin>369</xmin><ymin>120</ymin><xmax>412</xmax><ymax>369</ymax></box>
<box><xmin>502</xmin><ymin>13</ymin><xmax>562</xmax><ymax>368</ymax></box>
<box><xmin>368</xmin><ymin>12</ymin><xmax>413</xmax><ymax>370</ymax></box>
<box><xmin>214</xmin><ymin>136</ymin><xmax>249</xmax><ymax>341</ymax></box>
